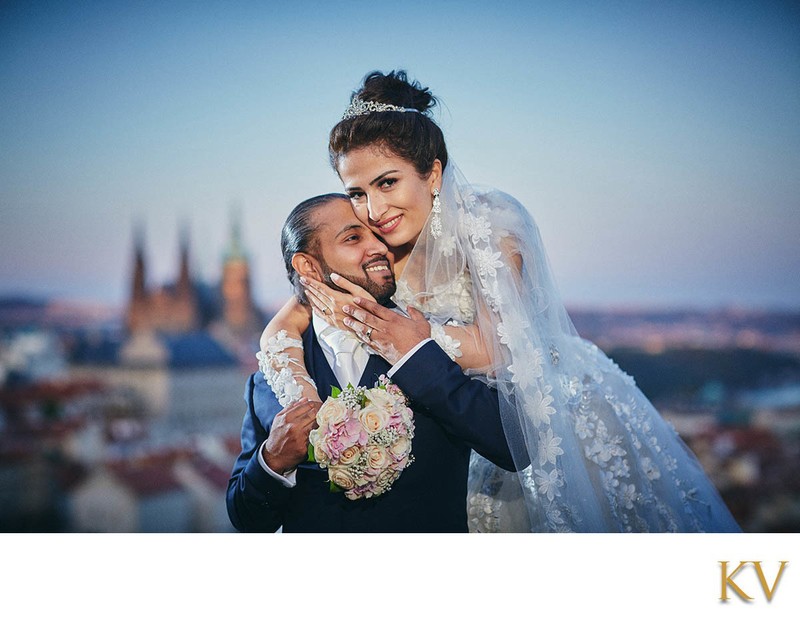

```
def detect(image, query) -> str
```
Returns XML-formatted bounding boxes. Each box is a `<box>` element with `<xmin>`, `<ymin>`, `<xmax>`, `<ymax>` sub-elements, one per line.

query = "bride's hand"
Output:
<box><xmin>342</xmin><ymin>298</ymin><xmax>431</xmax><ymax>365</ymax></box>
<box><xmin>300</xmin><ymin>274</ymin><xmax>375</xmax><ymax>330</ymax></box>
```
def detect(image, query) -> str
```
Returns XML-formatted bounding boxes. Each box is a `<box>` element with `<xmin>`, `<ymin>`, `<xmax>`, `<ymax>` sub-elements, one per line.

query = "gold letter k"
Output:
<box><xmin>720</xmin><ymin>561</ymin><xmax>753</xmax><ymax>601</ymax></box>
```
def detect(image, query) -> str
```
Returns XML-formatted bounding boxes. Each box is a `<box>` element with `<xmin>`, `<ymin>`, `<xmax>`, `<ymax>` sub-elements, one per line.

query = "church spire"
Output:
<box><xmin>131</xmin><ymin>221</ymin><xmax>147</xmax><ymax>300</ymax></box>
<box><xmin>177</xmin><ymin>221</ymin><xmax>192</xmax><ymax>297</ymax></box>
<box><xmin>126</xmin><ymin>220</ymin><xmax>150</xmax><ymax>333</ymax></box>
<box><xmin>221</xmin><ymin>202</ymin><xmax>256</xmax><ymax>333</ymax></box>
<box><xmin>225</xmin><ymin>201</ymin><xmax>246</xmax><ymax>262</ymax></box>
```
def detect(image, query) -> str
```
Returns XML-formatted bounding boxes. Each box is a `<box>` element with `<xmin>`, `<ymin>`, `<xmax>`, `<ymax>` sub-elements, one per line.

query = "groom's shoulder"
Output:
<box><xmin>391</xmin><ymin>340</ymin><xmax>458</xmax><ymax>386</ymax></box>
<box><xmin>398</xmin><ymin>339</ymin><xmax>451</xmax><ymax>369</ymax></box>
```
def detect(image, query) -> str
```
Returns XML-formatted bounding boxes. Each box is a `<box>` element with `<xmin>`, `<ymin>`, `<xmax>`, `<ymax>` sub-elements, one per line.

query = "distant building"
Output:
<box><xmin>68</xmin><ymin>209</ymin><xmax>267</xmax><ymax>438</ymax></box>
<box><xmin>0</xmin><ymin>379</ymin><xmax>105</xmax><ymax>531</ymax></box>
<box><xmin>125</xmin><ymin>211</ymin><xmax>263</xmax><ymax>343</ymax></box>
<box><xmin>69</xmin><ymin>331</ymin><xmax>247</xmax><ymax>435</ymax></box>
<box><xmin>126</xmin><ymin>224</ymin><xmax>199</xmax><ymax>334</ymax></box>
<box><xmin>68</xmin><ymin>444</ymin><xmax>236</xmax><ymax>533</ymax></box>
<box><xmin>69</xmin><ymin>461</ymin><xmax>189</xmax><ymax>533</ymax></box>
<box><xmin>219</xmin><ymin>207</ymin><xmax>261</xmax><ymax>336</ymax></box>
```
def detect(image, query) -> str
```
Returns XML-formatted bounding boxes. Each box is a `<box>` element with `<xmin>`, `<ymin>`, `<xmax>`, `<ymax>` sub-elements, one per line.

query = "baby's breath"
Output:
<box><xmin>372</xmin><ymin>428</ymin><xmax>399</xmax><ymax>446</ymax></box>
<box><xmin>339</xmin><ymin>384</ymin><xmax>367</xmax><ymax>410</ymax></box>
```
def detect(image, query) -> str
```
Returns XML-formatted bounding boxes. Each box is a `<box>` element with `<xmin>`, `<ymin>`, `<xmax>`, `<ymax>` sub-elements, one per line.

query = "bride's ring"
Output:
<box><xmin>321</xmin><ymin>306</ymin><xmax>329</xmax><ymax>314</ymax></box>
<box><xmin>365</xmin><ymin>327</ymin><xmax>373</xmax><ymax>341</ymax></box>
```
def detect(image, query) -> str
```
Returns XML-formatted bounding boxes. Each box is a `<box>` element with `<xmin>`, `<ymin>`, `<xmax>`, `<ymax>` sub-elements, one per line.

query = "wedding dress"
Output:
<box><xmin>260</xmin><ymin>161</ymin><xmax>741</xmax><ymax>533</ymax></box>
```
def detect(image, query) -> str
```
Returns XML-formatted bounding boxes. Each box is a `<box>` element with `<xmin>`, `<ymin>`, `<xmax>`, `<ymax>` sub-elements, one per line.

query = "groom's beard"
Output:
<box><xmin>319</xmin><ymin>257</ymin><xmax>396</xmax><ymax>306</ymax></box>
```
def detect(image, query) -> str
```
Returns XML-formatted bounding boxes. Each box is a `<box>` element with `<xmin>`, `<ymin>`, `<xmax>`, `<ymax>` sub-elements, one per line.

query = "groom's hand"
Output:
<box><xmin>262</xmin><ymin>398</ymin><xmax>321</xmax><ymax>474</ymax></box>
<box><xmin>342</xmin><ymin>298</ymin><xmax>431</xmax><ymax>365</ymax></box>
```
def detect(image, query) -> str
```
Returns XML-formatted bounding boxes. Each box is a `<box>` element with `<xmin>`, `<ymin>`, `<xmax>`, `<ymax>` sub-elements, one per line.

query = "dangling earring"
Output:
<box><xmin>430</xmin><ymin>188</ymin><xmax>442</xmax><ymax>239</ymax></box>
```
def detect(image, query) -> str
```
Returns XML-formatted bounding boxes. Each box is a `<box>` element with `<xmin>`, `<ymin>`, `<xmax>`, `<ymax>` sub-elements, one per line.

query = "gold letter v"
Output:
<box><xmin>752</xmin><ymin>561</ymin><xmax>788</xmax><ymax>602</ymax></box>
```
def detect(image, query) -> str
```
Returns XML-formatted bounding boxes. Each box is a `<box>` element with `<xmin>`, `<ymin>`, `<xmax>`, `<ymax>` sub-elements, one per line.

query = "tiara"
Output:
<box><xmin>341</xmin><ymin>97</ymin><xmax>420</xmax><ymax>120</ymax></box>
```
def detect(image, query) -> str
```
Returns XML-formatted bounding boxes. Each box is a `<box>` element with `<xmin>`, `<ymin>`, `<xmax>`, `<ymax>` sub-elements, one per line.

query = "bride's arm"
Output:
<box><xmin>441</xmin><ymin>236</ymin><xmax>524</xmax><ymax>372</ymax></box>
<box><xmin>258</xmin><ymin>297</ymin><xmax>320</xmax><ymax>404</ymax></box>
<box><xmin>259</xmin><ymin>276</ymin><xmax>377</xmax><ymax>404</ymax></box>
<box><xmin>428</xmin><ymin>319</ymin><xmax>493</xmax><ymax>372</ymax></box>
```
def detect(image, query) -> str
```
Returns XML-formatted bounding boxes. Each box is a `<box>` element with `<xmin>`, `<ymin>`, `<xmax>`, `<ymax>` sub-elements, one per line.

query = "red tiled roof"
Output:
<box><xmin>188</xmin><ymin>454</ymin><xmax>231</xmax><ymax>490</ymax></box>
<box><xmin>107</xmin><ymin>448</ymin><xmax>192</xmax><ymax>497</ymax></box>
<box><xmin>0</xmin><ymin>379</ymin><xmax>105</xmax><ymax>404</ymax></box>
<box><xmin>694</xmin><ymin>426</ymin><xmax>781</xmax><ymax>451</ymax></box>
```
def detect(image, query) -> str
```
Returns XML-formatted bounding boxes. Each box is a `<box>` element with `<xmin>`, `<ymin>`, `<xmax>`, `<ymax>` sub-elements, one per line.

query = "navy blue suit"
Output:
<box><xmin>227</xmin><ymin>326</ymin><xmax>518</xmax><ymax>533</ymax></box>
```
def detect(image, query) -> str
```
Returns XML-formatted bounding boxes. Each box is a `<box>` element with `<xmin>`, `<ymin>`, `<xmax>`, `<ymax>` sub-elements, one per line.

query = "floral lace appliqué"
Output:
<box><xmin>256</xmin><ymin>330</ymin><xmax>316</xmax><ymax>407</ymax></box>
<box><xmin>467</xmin><ymin>492</ymin><xmax>503</xmax><ymax>533</ymax></box>
<box><xmin>395</xmin><ymin>275</ymin><xmax>476</xmax><ymax>323</ymax></box>
<box><xmin>429</xmin><ymin>322</ymin><xmax>463</xmax><ymax>360</ymax></box>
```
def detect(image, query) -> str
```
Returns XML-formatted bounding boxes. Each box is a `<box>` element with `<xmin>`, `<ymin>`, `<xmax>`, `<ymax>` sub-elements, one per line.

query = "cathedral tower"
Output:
<box><xmin>126</xmin><ymin>223</ymin><xmax>150</xmax><ymax>332</ymax></box>
<box><xmin>124</xmin><ymin>223</ymin><xmax>200</xmax><ymax>334</ymax></box>
<box><xmin>220</xmin><ymin>205</ymin><xmax>258</xmax><ymax>334</ymax></box>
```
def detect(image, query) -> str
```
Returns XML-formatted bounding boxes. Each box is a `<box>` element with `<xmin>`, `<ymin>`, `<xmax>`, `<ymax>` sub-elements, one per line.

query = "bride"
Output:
<box><xmin>259</xmin><ymin>70</ymin><xmax>741</xmax><ymax>533</ymax></box>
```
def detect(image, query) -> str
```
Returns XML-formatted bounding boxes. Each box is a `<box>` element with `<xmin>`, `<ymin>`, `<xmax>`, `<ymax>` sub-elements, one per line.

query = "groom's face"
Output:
<box><xmin>307</xmin><ymin>199</ymin><xmax>396</xmax><ymax>304</ymax></box>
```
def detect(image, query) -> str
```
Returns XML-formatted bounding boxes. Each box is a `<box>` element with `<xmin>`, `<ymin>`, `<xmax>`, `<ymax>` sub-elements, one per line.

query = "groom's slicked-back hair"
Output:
<box><xmin>281</xmin><ymin>193</ymin><xmax>350</xmax><ymax>305</ymax></box>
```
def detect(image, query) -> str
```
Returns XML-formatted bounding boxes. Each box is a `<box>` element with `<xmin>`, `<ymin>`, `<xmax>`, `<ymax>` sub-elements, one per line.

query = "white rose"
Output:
<box><xmin>397</xmin><ymin>405</ymin><xmax>413</xmax><ymax>424</ymax></box>
<box><xmin>376</xmin><ymin>468</ymin><xmax>399</xmax><ymax>489</ymax></box>
<box><xmin>338</xmin><ymin>445</ymin><xmax>360</xmax><ymax>466</ymax></box>
<box><xmin>366</xmin><ymin>444</ymin><xmax>390</xmax><ymax>471</ymax></box>
<box><xmin>389</xmin><ymin>436</ymin><xmax>411</xmax><ymax>459</ymax></box>
<box><xmin>366</xmin><ymin>388</ymin><xmax>395</xmax><ymax>411</ymax></box>
<box><xmin>359</xmin><ymin>405</ymin><xmax>389</xmax><ymax>433</ymax></box>
<box><xmin>308</xmin><ymin>428</ymin><xmax>329</xmax><ymax>465</ymax></box>
<box><xmin>329</xmin><ymin>466</ymin><xmax>355</xmax><ymax>490</ymax></box>
<box><xmin>317</xmin><ymin>398</ymin><xmax>347</xmax><ymax>430</ymax></box>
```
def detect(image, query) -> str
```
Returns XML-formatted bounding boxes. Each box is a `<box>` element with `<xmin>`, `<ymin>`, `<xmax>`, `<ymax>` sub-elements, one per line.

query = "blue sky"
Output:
<box><xmin>1</xmin><ymin>0</ymin><xmax>798</xmax><ymax>310</ymax></box>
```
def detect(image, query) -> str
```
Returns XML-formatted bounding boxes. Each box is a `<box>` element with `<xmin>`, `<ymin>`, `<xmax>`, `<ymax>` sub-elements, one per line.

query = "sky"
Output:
<box><xmin>1</xmin><ymin>0</ymin><xmax>798</xmax><ymax>312</ymax></box>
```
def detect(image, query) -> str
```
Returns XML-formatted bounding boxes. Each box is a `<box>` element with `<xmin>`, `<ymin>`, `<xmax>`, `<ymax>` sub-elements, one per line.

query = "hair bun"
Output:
<box><xmin>355</xmin><ymin>70</ymin><xmax>436</xmax><ymax>113</ymax></box>
<box><xmin>331</xmin><ymin>69</ymin><xmax>448</xmax><ymax>173</ymax></box>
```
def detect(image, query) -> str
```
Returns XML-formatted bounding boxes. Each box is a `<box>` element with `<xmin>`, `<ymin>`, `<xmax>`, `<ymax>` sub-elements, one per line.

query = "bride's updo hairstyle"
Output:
<box><xmin>329</xmin><ymin>70</ymin><xmax>448</xmax><ymax>177</ymax></box>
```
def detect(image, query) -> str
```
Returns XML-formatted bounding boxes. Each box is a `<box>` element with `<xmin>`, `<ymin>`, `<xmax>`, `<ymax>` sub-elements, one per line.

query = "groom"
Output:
<box><xmin>226</xmin><ymin>193</ymin><xmax>519</xmax><ymax>533</ymax></box>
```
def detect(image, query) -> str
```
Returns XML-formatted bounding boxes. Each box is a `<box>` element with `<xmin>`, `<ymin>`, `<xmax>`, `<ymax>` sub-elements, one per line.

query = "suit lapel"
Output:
<box><xmin>358</xmin><ymin>353</ymin><xmax>390</xmax><ymax>388</ymax></box>
<box><xmin>298</xmin><ymin>327</ymin><xmax>335</xmax><ymax>473</ymax></box>
<box><xmin>303</xmin><ymin>324</ymin><xmax>341</xmax><ymax>397</ymax></box>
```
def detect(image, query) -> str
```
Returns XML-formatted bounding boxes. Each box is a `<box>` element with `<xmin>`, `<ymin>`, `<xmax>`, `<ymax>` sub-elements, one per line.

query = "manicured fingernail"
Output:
<box><xmin>299</xmin><ymin>276</ymin><xmax>308</xmax><ymax>285</ymax></box>
<box><xmin>330</xmin><ymin>273</ymin><xmax>340</xmax><ymax>281</ymax></box>
<box><xmin>342</xmin><ymin>305</ymin><xmax>351</xmax><ymax>314</ymax></box>
<box><xmin>353</xmin><ymin>297</ymin><xmax>362</xmax><ymax>305</ymax></box>
<box><xmin>343</xmin><ymin>317</ymin><xmax>352</xmax><ymax>326</ymax></box>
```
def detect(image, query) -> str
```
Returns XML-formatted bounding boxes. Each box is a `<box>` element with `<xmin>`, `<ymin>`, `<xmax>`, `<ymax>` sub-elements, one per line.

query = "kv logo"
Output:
<box><xmin>719</xmin><ymin>561</ymin><xmax>788</xmax><ymax>602</ymax></box>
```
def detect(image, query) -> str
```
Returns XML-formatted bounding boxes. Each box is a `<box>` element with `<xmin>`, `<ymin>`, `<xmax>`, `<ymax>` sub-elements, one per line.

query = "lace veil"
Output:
<box><xmin>396</xmin><ymin>160</ymin><xmax>741</xmax><ymax>532</ymax></box>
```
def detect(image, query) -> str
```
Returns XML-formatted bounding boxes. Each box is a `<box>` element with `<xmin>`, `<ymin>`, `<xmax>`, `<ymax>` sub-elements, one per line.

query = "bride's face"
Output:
<box><xmin>337</xmin><ymin>145</ymin><xmax>442</xmax><ymax>251</ymax></box>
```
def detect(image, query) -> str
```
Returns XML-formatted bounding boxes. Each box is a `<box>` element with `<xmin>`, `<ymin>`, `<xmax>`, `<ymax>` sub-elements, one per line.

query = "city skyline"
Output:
<box><xmin>1</xmin><ymin>1</ymin><xmax>798</xmax><ymax>311</ymax></box>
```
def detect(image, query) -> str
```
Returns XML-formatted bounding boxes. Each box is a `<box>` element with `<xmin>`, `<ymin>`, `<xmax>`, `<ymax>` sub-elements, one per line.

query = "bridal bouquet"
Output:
<box><xmin>308</xmin><ymin>375</ymin><xmax>415</xmax><ymax>500</ymax></box>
